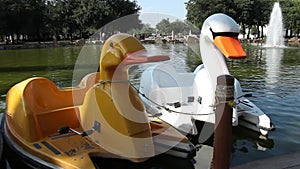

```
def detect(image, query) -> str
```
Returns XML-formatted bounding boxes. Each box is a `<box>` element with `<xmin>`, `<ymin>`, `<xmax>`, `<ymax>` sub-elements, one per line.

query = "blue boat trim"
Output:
<box><xmin>41</xmin><ymin>141</ymin><xmax>61</xmax><ymax>155</ymax></box>
<box><xmin>33</xmin><ymin>143</ymin><xmax>42</xmax><ymax>149</ymax></box>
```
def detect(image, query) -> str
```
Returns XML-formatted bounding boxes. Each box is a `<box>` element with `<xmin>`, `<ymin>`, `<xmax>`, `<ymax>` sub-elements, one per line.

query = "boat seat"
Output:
<box><xmin>21</xmin><ymin>72</ymin><xmax>100</xmax><ymax>139</ymax></box>
<box><xmin>24</xmin><ymin>72</ymin><xmax>100</xmax><ymax>114</ymax></box>
<box><xmin>152</xmin><ymin>66</ymin><xmax>194</xmax><ymax>88</ymax></box>
<box><xmin>148</xmin><ymin>86</ymin><xmax>194</xmax><ymax>105</ymax></box>
<box><xmin>36</xmin><ymin>107</ymin><xmax>80</xmax><ymax>137</ymax></box>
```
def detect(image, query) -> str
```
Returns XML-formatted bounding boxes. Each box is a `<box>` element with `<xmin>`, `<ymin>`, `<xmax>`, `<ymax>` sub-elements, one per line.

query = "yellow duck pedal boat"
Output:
<box><xmin>1</xmin><ymin>33</ymin><xmax>196</xmax><ymax>169</ymax></box>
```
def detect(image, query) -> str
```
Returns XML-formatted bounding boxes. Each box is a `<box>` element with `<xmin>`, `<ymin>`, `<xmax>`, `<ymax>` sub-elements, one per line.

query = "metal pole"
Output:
<box><xmin>212</xmin><ymin>75</ymin><xmax>234</xmax><ymax>169</ymax></box>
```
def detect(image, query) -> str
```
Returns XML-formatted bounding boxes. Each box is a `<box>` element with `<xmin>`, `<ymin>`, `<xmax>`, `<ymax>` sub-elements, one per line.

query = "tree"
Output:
<box><xmin>186</xmin><ymin>0</ymin><xmax>236</xmax><ymax>29</ymax></box>
<box><xmin>171</xmin><ymin>20</ymin><xmax>189</xmax><ymax>34</ymax></box>
<box><xmin>0</xmin><ymin>0</ymin><xmax>8</xmax><ymax>41</ymax></box>
<box><xmin>3</xmin><ymin>0</ymin><xmax>29</xmax><ymax>44</ymax></box>
<box><xmin>0</xmin><ymin>0</ymin><xmax>141</xmax><ymax>43</ymax></box>
<box><xmin>97</xmin><ymin>0</ymin><xmax>140</xmax><ymax>28</ymax></box>
<box><xmin>185</xmin><ymin>0</ymin><xmax>283</xmax><ymax>39</ymax></box>
<box><xmin>233</xmin><ymin>0</ymin><xmax>255</xmax><ymax>37</ymax></box>
<box><xmin>281</xmin><ymin>0</ymin><xmax>300</xmax><ymax>37</ymax></box>
<box><xmin>0</xmin><ymin>0</ymin><xmax>48</xmax><ymax>43</ymax></box>
<box><xmin>140</xmin><ymin>24</ymin><xmax>156</xmax><ymax>34</ymax></box>
<box><xmin>156</xmin><ymin>18</ymin><xmax>172</xmax><ymax>35</ymax></box>
<box><xmin>251</xmin><ymin>0</ymin><xmax>272</xmax><ymax>38</ymax></box>
<box><xmin>45</xmin><ymin>0</ymin><xmax>65</xmax><ymax>40</ymax></box>
<box><xmin>26</xmin><ymin>0</ymin><xmax>48</xmax><ymax>42</ymax></box>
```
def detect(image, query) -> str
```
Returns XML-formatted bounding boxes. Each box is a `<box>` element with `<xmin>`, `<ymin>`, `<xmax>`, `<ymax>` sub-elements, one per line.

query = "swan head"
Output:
<box><xmin>100</xmin><ymin>33</ymin><xmax>169</xmax><ymax>80</ymax></box>
<box><xmin>201</xmin><ymin>13</ymin><xmax>246</xmax><ymax>59</ymax></box>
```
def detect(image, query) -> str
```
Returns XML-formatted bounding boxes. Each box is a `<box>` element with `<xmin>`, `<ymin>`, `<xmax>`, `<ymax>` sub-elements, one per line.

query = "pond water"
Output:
<box><xmin>0</xmin><ymin>43</ymin><xmax>299</xmax><ymax>168</ymax></box>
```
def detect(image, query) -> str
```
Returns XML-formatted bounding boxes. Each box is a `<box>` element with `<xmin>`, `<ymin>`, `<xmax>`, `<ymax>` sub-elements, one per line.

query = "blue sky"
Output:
<box><xmin>135</xmin><ymin>0</ymin><xmax>188</xmax><ymax>20</ymax></box>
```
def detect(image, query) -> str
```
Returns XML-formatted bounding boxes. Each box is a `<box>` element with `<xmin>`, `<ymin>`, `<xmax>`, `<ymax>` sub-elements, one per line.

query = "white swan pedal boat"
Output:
<box><xmin>139</xmin><ymin>14</ymin><xmax>275</xmax><ymax>138</ymax></box>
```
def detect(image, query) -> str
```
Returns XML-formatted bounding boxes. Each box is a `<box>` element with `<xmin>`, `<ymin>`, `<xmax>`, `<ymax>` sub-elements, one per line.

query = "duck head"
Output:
<box><xmin>100</xmin><ymin>33</ymin><xmax>170</xmax><ymax>81</ymax></box>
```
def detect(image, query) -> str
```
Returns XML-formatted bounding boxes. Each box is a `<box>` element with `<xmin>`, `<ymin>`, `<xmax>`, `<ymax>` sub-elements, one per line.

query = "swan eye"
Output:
<box><xmin>210</xmin><ymin>28</ymin><xmax>239</xmax><ymax>39</ymax></box>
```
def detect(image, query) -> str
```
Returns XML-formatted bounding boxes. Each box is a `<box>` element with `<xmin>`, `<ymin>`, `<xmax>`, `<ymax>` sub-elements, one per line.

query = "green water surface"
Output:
<box><xmin>0</xmin><ymin>43</ymin><xmax>299</xmax><ymax>168</ymax></box>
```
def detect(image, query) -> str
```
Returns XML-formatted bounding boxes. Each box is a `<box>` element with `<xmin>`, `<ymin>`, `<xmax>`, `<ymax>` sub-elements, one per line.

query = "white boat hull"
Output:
<box><xmin>139</xmin><ymin>64</ymin><xmax>275</xmax><ymax>136</ymax></box>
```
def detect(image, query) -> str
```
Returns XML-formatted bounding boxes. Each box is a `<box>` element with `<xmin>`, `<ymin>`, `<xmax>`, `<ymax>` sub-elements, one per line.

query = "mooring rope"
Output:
<box><xmin>97</xmin><ymin>80</ymin><xmax>215</xmax><ymax>116</ymax></box>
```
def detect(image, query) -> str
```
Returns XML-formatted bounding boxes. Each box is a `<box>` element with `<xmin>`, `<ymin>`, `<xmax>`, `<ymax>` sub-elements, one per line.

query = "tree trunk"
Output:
<box><xmin>290</xmin><ymin>28</ymin><xmax>293</xmax><ymax>37</ymax></box>
<box><xmin>11</xmin><ymin>33</ymin><xmax>15</xmax><ymax>44</ymax></box>
<box><xmin>247</xmin><ymin>26</ymin><xmax>251</xmax><ymax>39</ymax></box>
<box><xmin>16</xmin><ymin>32</ymin><xmax>20</xmax><ymax>44</ymax></box>
<box><xmin>36</xmin><ymin>25</ymin><xmax>41</xmax><ymax>44</ymax></box>
<box><xmin>261</xmin><ymin>25</ymin><xmax>264</xmax><ymax>38</ymax></box>
<box><xmin>242</xmin><ymin>23</ymin><xmax>246</xmax><ymax>38</ymax></box>
<box><xmin>256</xmin><ymin>25</ymin><xmax>260</xmax><ymax>38</ymax></box>
<box><xmin>69</xmin><ymin>27</ymin><xmax>73</xmax><ymax>42</ymax></box>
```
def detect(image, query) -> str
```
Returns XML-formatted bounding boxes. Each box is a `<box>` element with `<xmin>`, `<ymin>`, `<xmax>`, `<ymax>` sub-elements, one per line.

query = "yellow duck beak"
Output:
<box><xmin>124</xmin><ymin>49</ymin><xmax>170</xmax><ymax>65</ymax></box>
<box><xmin>214</xmin><ymin>36</ymin><xmax>247</xmax><ymax>59</ymax></box>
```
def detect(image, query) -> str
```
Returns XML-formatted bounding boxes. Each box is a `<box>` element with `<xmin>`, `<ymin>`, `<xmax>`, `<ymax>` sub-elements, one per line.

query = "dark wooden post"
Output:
<box><xmin>212</xmin><ymin>75</ymin><xmax>234</xmax><ymax>169</ymax></box>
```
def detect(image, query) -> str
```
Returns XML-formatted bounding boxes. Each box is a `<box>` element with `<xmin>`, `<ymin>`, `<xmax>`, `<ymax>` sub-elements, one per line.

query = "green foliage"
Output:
<box><xmin>156</xmin><ymin>19</ymin><xmax>199</xmax><ymax>36</ymax></box>
<box><xmin>186</xmin><ymin>0</ymin><xmax>237</xmax><ymax>28</ymax></box>
<box><xmin>0</xmin><ymin>0</ymin><xmax>141</xmax><ymax>43</ymax></box>
<box><xmin>141</xmin><ymin>24</ymin><xmax>156</xmax><ymax>34</ymax></box>
<box><xmin>171</xmin><ymin>20</ymin><xmax>189</xmax><ymax>34</ymax></box>
<box><xmin>281</xmin><ymin>0</ymin><xmax>300</xmax><ymax>36</ymax></box>
<box><xmin>186</xmin><ymin>0</ymin><xmax>300</xmax><ymax>38</ymax></box>
<box><xmin>0</xmin><ymin>0</ymin><xmax>47</xmax><ymax>43</ymax></box>
<box><xmin>156</xmin><ymin>18</ymin><xmax>172</xmax><ymax>35</ymax></box>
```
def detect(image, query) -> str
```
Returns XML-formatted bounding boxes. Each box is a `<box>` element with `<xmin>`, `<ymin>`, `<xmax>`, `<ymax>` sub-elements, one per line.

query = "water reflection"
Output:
<box><xmin>264</xmin><ymin>48</ymin><xmax>283</xmax><ymax>86</ymax></box>
<box><xmin>91</xmin><ymin>155</ymin><xmax>195</xmax><ymax>169</ymax></box>
<box><xmin>3</xmin><ymin>145</ymin><xmax>196</xmax><ymax>169</ymax></box>
<box><xmin>231</xmin><ymin>126</ymin><xmax>275</xmax><ymax>166</ymax></box>
<box><xmin>233</xmin><ymin>127</ymin><xmax>274</xmax><ymax>152</ymax></box>
<box><xmin>186</xmin><ymin>35</ymin><xmax>201</xmax><ymax>71</ymax></box>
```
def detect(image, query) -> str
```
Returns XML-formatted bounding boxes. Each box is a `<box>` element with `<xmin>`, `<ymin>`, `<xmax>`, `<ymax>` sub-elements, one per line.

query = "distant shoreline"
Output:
<box><xmin>0</xmin><ymin>40</ymin><xmax>83</xmax><ymax>50</ymax></box>
<box><xmin>0</xmin><ymin>36</ymin><xmax>299</xmax><ymax>50</ymax></box>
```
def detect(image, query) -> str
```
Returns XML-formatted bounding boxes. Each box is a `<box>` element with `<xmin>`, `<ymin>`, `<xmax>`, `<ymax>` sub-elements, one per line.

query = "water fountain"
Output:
<box><xmin>264</xmin><ymin>2</ymin><xmax>285</xmax><ymax>86</ymax></box>
<box><xmin>265</xmin><ymin>2</ymin><xmax>284</xmax><ymax>47</ymax></box>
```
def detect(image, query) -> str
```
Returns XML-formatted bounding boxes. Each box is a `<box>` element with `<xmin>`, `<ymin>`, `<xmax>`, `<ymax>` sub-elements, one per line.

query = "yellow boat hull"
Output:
<box><xmin>3</xmin><ymin>72</ymin><xmax>195</xmax><ymax>169</ymax></box>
